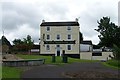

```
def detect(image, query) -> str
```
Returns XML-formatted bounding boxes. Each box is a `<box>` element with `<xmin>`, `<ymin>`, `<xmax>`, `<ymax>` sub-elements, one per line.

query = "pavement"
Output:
<box><xmin>21</xmin><ymin>62</ymin><xmax>119</xmax><ymax>79</ymax></box>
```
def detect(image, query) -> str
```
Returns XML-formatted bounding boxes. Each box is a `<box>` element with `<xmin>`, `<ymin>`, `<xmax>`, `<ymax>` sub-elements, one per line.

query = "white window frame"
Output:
<box><xmin>46</xmin><ymin>34</ymin><xmax>50</xmax><ymax>40</ymax></box>
<box><xmin>67</xmin><ymin>45</ymin><xmax>72</xmax><ymax>50</ymax></box>
<box><xmin>68</xmin><ymin>34</ymin><xmax>71</xmax><ymax>40</ymax></box>
<box><xmin>46</xmin><ymin>26</ymin><xmax>50</xmax><ymax>31</ymax></box>
<box><xmin>67</xmin><ymin>26</ymin><xmax>71</xmax><ymax>31</ymax></box>
<box><xmin>56</xmin><ymin>34</ymin><xmax>60</xmax><ymax>40</ymax></box>
<box><xmin>46</xmin><ymin>45</ymin><xmax>50</xmax><ymax>50</ymax></box>
<box><xmin>56</xmin><ymin>45</ymin><xmax>60</xmax><ymax>48</ymax></box>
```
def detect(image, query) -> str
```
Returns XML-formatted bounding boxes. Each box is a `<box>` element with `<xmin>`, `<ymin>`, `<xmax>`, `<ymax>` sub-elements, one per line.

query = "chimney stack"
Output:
<box><xmin>75</xmin><ymin>18</ymin><xmax>78</xmax><ymax>22</ymax></box>
<box><xmin>42</xmin><ymin>20</ymin><xmax>45</xmax><ymax>23</ymax></box>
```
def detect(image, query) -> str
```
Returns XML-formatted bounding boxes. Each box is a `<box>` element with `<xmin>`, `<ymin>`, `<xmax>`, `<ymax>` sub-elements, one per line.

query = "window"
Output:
<box><xmin>47</xmin><ymin>27</ymin><xmax>50</xmax><ymax>31</ymax></box>
<box><xmin>43</xmin><ymin>34</ymin><xmax>45</xmax><ymax>40</ymax></box>
<box><xmin>68</xmin><ymin>34</ymin><xmax>71</xmax><ymax>39</ymax></box>
<box><xmin>92</xmin><ymin>52</ymin><xmax>102</xmax><ymax>56</ymax></box>
<box><xmin>56</xmin><ymin>45</ymin><xmax>60</xmax><ymax>47</ymax></box>
<box><xmin>47</xmin><ymin>35</ymin><xmax>50</xmax><ymax>40</ymax></box>
<box><xmin>67</xmin><ymin>45</ymin><xmax>71</xmax><ymax>50</ymax></box>
<box><xmin>46</xmin><ymin>45</ymin><xmax>50</xmax><ymax>50</ymax></box>
<box><xmin>67</xmin><ymin>26</ymin><xmax>71</xmax><ymax>30</ymax></box>
<box><xmin>57</xmin><ymin>34</ymin><xmax>60</xmax><ymax>40</ymax></box>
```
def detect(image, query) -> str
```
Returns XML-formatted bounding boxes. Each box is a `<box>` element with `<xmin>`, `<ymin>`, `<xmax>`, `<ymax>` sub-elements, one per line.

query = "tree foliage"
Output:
<box><xmin>113</xmin><ymin>44</ymin><xmax>120</xmax><ymax>60</ymax></box>
<box><xmin>95</xmin><ymin>17</ymin><xmax>120</xmax><ymax>48</ymax></box>
<box><xmin>12</xmin><ymin>35</ymin><xmax>34</xmax><ymax>53</ymax></box>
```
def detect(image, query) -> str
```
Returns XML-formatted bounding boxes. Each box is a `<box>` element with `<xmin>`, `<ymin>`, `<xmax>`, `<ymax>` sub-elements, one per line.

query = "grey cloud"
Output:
<box><xmin>1</xmin><ymin>0</ymin><xmax>119</xmax><ymax>44</ymax></box>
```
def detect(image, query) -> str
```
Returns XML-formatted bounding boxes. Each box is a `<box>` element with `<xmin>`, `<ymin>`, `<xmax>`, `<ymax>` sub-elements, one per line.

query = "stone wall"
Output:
<box><xmin>80</xmin><ymin>52</ymin><xmax>113</xmax><ymax>60</ymax></box>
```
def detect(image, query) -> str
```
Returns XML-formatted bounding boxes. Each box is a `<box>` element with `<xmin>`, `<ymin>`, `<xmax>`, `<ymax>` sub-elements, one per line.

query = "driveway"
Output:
<box><xmin>21</xmin><ymin>62</ymin><xmax>119</xmax><ymax>79</ymax></box>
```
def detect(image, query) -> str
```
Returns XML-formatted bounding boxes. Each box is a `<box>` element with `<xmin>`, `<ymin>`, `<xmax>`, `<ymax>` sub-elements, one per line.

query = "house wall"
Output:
<box><xmin>80</xmin><ymin>52</ymin><xmax>113</xmax><ymax>60</ymax></box>
<box><xmin>40</xmin><ymin>26</ymin><xmax>80</xmax><ymax>56</ymax></box>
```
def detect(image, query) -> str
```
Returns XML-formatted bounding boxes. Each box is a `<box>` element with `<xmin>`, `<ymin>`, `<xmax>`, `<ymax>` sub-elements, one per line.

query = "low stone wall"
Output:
<box><xmin>80</xmin><ymin>52</ymin><xmax>92</xmax><ymax>60</ymax></box>
<box><xmin>80</xmin><ymin>52</ymin><xmax>114</xmax><ymax>60</ymax></box>
<box><xmin>92</xmin><ymin>52</ymin><xmax>113</xmax><ymax>60</ymax></box>
<box><xmin>2</xmin><ymin>59</ymin><xmax>45</xmax><ymax>67</ymax></box>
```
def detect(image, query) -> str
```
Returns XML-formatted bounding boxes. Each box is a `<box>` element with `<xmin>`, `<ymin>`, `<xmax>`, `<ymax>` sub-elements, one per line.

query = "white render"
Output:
<box><xmin>80</xmin><ymin>52</ymin><xmax>114</xmax><ymax>60</ymax></box>
<box><xmin>40</xmin><ymin>22</ymin><xmax>80</xmax><ymax>56</ymax></box>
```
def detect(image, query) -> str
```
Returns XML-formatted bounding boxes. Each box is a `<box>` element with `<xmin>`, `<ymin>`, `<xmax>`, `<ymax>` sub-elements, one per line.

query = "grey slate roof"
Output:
<box><xmin>40</xmin><ymin>21</ymin><xmax>79</xmax><ymax>26</ymax></box>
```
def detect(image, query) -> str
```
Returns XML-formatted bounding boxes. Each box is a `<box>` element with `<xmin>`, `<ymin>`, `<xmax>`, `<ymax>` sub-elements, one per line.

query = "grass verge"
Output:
<box><xmin>102</xmin><ymin>59</ymin><xmax>120</xmax><ymax>69</ymax></box>
<box><xmin>2</xmin><ymin>66</ymin><xmax>22</xmax><ymax>79</ymax></box>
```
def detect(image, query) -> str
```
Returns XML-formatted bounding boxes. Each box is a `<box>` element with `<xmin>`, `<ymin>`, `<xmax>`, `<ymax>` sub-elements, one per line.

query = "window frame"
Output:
<box><xmin>56</xmin><ymin>34</ymin><xmax>60</xmax><ymax>40</ymax></box>
<box><xmin>46</xmin><ymin>34</ymin><xmax>50</xmax><ymax>40</ymax></box>
<box><xmin>46</xmin><ymin>26</ymin><xmax>50</xmax><ymax>31</ymax></box>
<box><xmin>68</xmin><ymin>34</ymin><xmax>71</xmax><ymax>40</ymax></box>
<box><xmin>67</xmin><ymin>26</ymin><xmax>71</xmax><ymax>31</ymax></box>
<box><xmin>46</xmin><ymin>45</ymin><xmax>50</xmax><ymax>50</ymax></box>
<box><xmin>67</xmin><ymin>45</ymin><xmax>72</xmax><ymax>50</ymax></box>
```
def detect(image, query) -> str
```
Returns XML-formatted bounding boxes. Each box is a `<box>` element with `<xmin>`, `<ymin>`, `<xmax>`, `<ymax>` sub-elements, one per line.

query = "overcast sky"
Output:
<box><xmin>0</xmin><ymin>0</ymin><xmax>119</xmax><ymax>45</ymax></box>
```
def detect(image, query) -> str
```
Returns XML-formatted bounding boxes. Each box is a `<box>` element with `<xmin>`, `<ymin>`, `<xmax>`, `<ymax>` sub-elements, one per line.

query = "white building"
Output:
<box><xmin>40</xmin><ymin>20</ymin><xmax>80</xmax><ymax>58</ymax></box>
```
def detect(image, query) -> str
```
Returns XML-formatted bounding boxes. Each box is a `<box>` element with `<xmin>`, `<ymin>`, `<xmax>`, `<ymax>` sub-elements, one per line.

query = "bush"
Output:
<box><xmin>113</xmin><ymin>45</ymin><xmax>120</xmax><ymax>60</ymax></box>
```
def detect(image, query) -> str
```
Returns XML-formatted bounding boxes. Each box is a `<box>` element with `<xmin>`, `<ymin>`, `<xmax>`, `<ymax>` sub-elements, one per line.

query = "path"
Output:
<box><xmin>21</xmin><ymin>62</ymin><xmax>119</xmax><ymax>79</ymax></box>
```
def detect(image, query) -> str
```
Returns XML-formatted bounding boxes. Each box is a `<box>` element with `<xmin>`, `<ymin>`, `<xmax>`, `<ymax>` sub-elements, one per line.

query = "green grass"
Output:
<box><xmin>2</xmin><ymin>66</ymin><xmax>22</xmax><ymax>78</ymax></box>
<box><xmin>16</xmin><ymin>54</ymin><xmax>99</xmax><ymax>65</ymax></box>
<box><xmin>102</xmin><ymin>59</ymin><xmax>120</xmax><ymax>69</ymax></box>
<box><xmin>0</xmin><ymin>66</ymin><xmax>2</xmax><ymax>79</ymax></box>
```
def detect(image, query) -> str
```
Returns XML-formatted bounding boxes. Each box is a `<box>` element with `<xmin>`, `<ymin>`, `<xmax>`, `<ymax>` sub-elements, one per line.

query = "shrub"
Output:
<box><xmin>113</xmin><ymin>45</ymin><xmax>120</xmax><ymax>60</ymax></box>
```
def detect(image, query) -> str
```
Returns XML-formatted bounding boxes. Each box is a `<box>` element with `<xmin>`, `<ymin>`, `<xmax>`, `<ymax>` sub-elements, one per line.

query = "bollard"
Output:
<box><xmin>62</xmin><ymin>55</ymin><xmax>68</xmax><ymax>63</ymax></box>
<box><xmin>52</xmin><ymin>55</ymin><xmax>56</xmax><ymax>63</ymax></box>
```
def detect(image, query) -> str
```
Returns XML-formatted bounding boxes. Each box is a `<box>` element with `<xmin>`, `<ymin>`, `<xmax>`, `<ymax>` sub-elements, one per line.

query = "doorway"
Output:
<box><xmin>56</xmin><ymin>45</ymin><xmax>61</xmax><ymax>56</ymax></box>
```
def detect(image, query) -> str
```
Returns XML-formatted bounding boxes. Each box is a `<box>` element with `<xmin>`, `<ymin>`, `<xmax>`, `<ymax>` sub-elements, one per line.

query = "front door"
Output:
<box><xmin>57</xmin><ymin>50</ymin><xmax>60</xmax><ymax>56</ymax></box>
<box><xmin>56</xmin><ymin>45</ymin><xmax>61</xmax><ymax>56</ymax></box>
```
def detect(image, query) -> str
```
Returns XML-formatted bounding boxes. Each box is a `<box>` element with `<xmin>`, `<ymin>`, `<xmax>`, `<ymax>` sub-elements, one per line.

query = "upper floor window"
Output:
<box><xmin>57</xmin><ymin>34</ymin><xmax>60</xmax><ymax>40</ymax></box>
<box><xmin>68</xmin><ymin>34</ymin><xmax>71</xmax><ymax>39</ymax></box>
<box><xmin>56</xmin><ymin>45</ymin><xmax>60</xmax><ymax>47</ymax></box>
<box><xmin>67</xmin><ymin>45</ymin><xmax>71</xmax><ymax>50</ymax></box>
<box><xmin>46</xmin><ymin>45</ymin><xmax>50</xmax><ymax>50</ymax></box>
<box><xmin>47</xmin><ymin>27</ymin><xmax>50</xmax><ymax>31</ymax></box>
<box><xmin>67</xmin><ymin>26</ymin><xmax>71</xmax><ymax>30</ymax></box>
<box><xmin>47</xmin><ymin>35</ymin><xmax>50</xmax><ymax>40</ymax></box>
<box><xmin>43</xmin><ymin>34</ymin><xmax>45</xmax><ymax>40</ymax></box>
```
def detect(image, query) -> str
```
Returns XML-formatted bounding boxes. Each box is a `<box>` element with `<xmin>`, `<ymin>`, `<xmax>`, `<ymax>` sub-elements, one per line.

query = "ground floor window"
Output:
<box><xmin>67</xmin><ymin>45</ymin><xmax>72</xmax><ymax>50</ymax></box>
<box><xmin>46</xmin><ymin>45</ymin><xmax>50</xmax><ymax>50</ymax></box>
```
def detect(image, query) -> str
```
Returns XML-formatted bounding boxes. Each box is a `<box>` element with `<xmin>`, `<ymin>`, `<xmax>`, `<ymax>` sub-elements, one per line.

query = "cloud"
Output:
<box><xmin>4</xmin><ymin>24</ymin><xmax>39</xmax><ymax>44</ymax></box>
<box><xmin>1</xmin><ymin>0</ymin><xmax>119</xmax><ymax>45</ymax></box>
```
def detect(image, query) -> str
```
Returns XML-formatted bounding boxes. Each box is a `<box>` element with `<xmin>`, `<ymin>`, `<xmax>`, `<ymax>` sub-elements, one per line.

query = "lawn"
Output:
<box><xmin>16</xmin><ymin>54</ymin><xmax>99</xmax><ymax>65</ymax></box>
<box><xmin>0</xmin><ymin>66</ymin><xmax>2</xmax><ymax>79</ymax></box>
<box><xmin>102</xmin><ymin>59</ymin><xmax>120</xmax><ymax>69</ymax></box>
<box><xmin>2</xmin><ymin>66</ymin><xmax>22</xmax><ymax>79</ymax></box>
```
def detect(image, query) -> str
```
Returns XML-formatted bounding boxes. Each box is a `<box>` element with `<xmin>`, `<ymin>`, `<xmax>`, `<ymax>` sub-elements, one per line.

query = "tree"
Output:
<box><xmin>13</xmin><ymin>39</ymin><xmax>23</xmax><ymax>45</ymax></box>
<box><xmin>12</xmin><ymin>35</ymin><xmax>34</xmax><ymax>54</ymax></box>
<box><xmin>95</xmin><ymin>17</ymin><xmax>120</xmax><ymax>48</ymax></box>
<box><xmin>113</xmin><ymin>44</ymin><xmax>120</xmax><ymax>60</ymax></box>
<box><xmin>79</xmin><ymin>32</ymin><xmax>83</xmax><ymax>43</ymax></box>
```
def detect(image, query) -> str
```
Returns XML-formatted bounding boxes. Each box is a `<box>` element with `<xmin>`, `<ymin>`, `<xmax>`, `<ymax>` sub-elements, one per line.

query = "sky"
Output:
<box><xmin>0</xmin><ymin>0</ymin><xmax>119</xmax><ymax>45</ymax></box>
